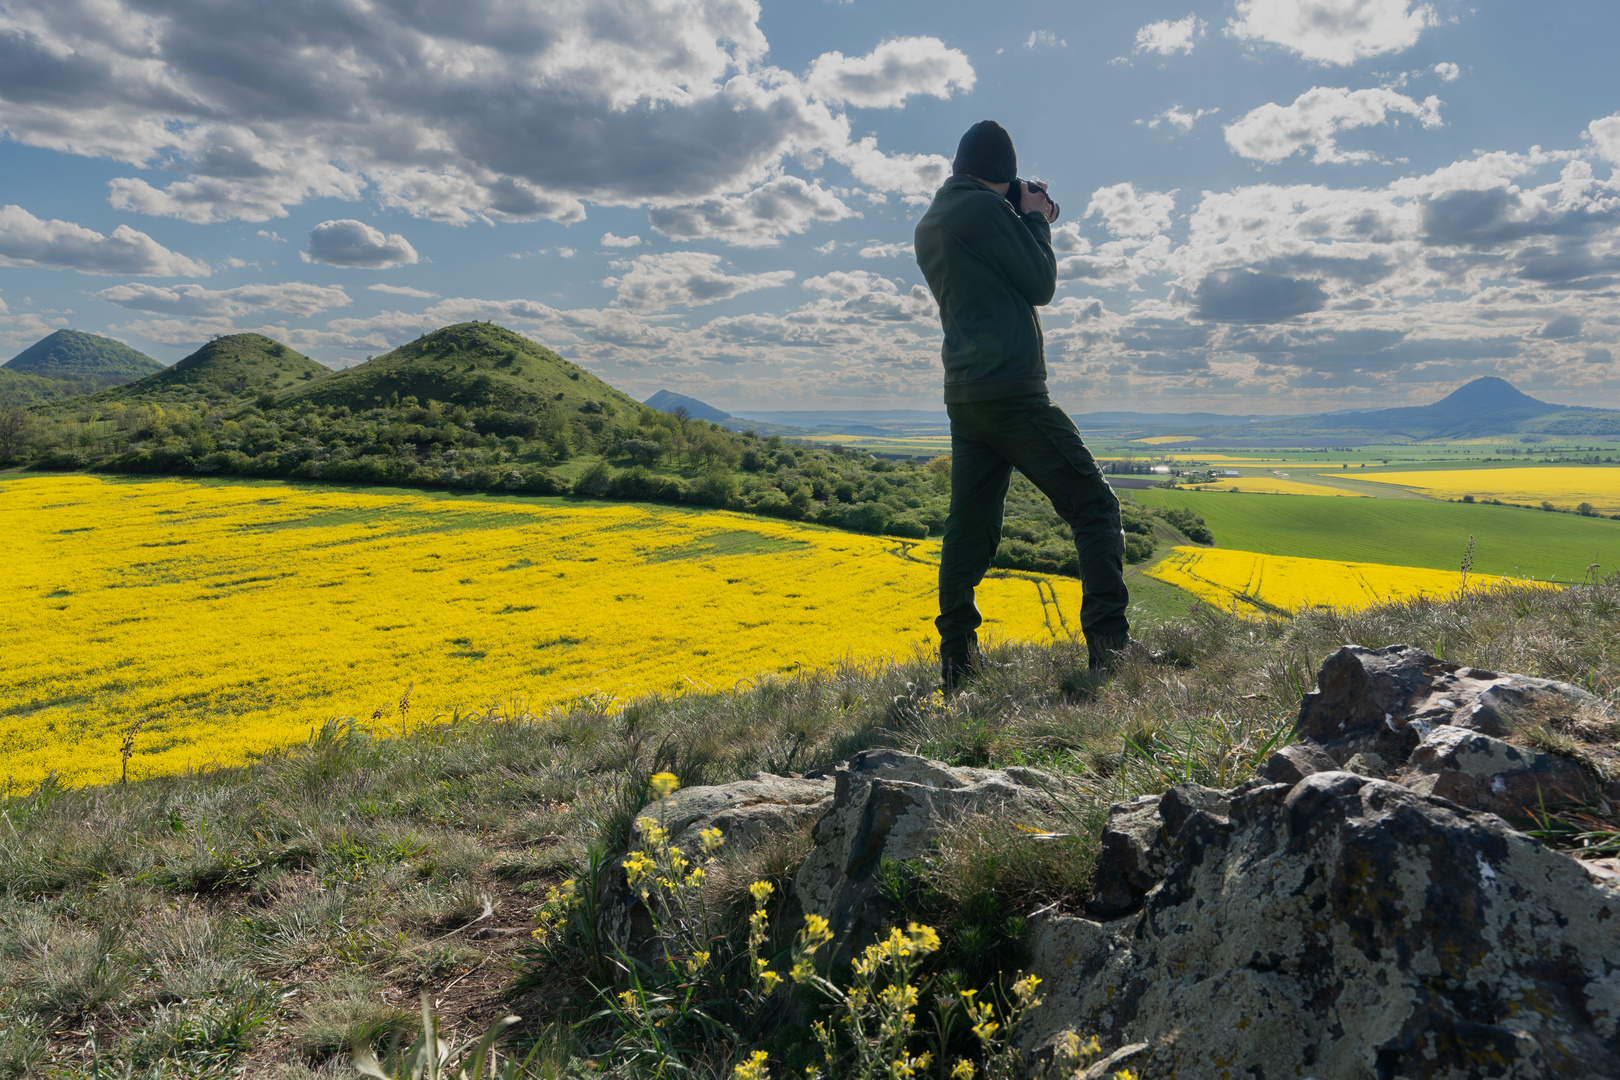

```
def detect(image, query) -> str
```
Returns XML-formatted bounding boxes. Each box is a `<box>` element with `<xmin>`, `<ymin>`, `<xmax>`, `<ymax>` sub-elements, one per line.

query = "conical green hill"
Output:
<box><xmin>5</xmin><ymin>329</ymin><xmax>163</xmax><ymax>378</ymax></box>
<box><xmin>103</xmin><ymin>334</ymin><xmax>329</xmax><ymax>405</ymax></box>
<box><xmin>281</xmin><ymin>322</ymin><xmax>640</xmax><ymax>414</ymax></box>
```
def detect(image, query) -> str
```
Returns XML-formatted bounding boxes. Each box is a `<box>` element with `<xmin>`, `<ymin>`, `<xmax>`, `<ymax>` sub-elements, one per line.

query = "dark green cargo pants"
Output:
<box><xmin>938</xmin><ymin>394</ymin><xmax>1130</xmax><ymax>671</ymax></box>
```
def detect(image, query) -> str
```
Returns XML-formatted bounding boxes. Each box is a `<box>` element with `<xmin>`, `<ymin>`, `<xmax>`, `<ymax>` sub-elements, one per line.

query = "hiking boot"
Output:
<box><xmin>941</xmin><ymin>649</ymin><xmax>1009</xmax><ymax>695</ymax></box>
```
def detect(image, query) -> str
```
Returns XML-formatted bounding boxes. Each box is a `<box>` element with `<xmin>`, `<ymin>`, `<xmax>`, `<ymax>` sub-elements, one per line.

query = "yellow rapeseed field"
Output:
<box><xmin>1352</xmin><ymin>466</ymin><xmax>1620</xmax><ymax>514</ymax></box>
<box><xmin>1184</xmin><ymin>477</ymin><xmax>1369</xmax><ymax>498</ymax></box>
<box><xmin>1147</xmin><ymin>546</ymin><xmax>1526</xmax><ymax>617</ymax></box>
<box><xmin>2</xmin><ymin>476</ymin><xmax>1084</xmax><ymax>788</ymax></box>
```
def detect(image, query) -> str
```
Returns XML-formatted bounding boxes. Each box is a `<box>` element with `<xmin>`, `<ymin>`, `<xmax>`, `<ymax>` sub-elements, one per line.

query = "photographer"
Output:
<box><xmin>914</xmin><ymin>120</ymin><xmax>1134</xmax><ymax>689</ymax></box>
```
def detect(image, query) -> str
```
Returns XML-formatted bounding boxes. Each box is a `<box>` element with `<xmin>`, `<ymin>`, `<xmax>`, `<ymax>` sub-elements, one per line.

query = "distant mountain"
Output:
<box><xmin>645</xmin><ymin>389</ymin><xmax>730</xmax><ymax>421</ymax></box>
<box><xmin>5</xmin><ymin>329</ymin><xmax>163</xmax><ymax>379</ymax></box>
<box><xmin>94</xmin><ymin>334</ymin><xmax>329</xmax><ymax>406</ymax></box>
<box><xmin>1183</xmin><ymin>377</ymin><xmax>1620</xmax><ymax>443</ymax></box>
<box><xmin>284</xmin><ymin>322</ymin><xmax>640</xmax><ymax>414</ymax></box>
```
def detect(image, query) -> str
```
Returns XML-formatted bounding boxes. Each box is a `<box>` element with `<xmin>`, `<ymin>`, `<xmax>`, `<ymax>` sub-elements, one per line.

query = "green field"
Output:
<box><xmin>1132</xmin><ymin>488</ymin><xmax>1619</xmax><ymax>584</ymax></box>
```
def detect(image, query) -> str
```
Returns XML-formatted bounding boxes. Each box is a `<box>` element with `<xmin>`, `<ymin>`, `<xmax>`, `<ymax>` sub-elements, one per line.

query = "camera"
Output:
<box><xmin>1005</xmin><ymin>179</ymin><xmax>1059</xmax><ymax>222</ymax></box>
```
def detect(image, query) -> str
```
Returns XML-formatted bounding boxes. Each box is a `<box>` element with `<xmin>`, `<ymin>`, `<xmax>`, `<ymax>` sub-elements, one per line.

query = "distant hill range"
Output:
<box><xmin>1</xmin><ymin>329</ymin><xmax>166</xmax><ymax>406</ymax></box>
<box><xmin>1170</xmin><ymin>377</ymin><xmax>1620</xmax><ymax>445</ymax></box>
<box><xmin>644</xmin><ymin>389</ymin><xmax>731</xmax><ymax>421</ymax></box>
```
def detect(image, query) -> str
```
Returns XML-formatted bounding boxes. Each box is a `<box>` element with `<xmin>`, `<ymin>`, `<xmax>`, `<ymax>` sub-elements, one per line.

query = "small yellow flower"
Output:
<box><xmin>686</xmin><ymin>949</ymin><xmax>711</xmax><ymax>974</ymax></box>
<box><xmin>649</xmin><ymin>772</ymin><xmax>680</xmax><ymax>799</ymax></box>
<box><xmin>905</xmin><ymin>922</ymin><xmax>941</xmax><ymax>954</ymax></box>
<box><xmin>758</xmin><ymin>969</ymin><xmax>783</xmax><ymax>994</ymax></box>
<box><xmin>685</xmin><ymin>865</ymin><xmax>705</xmax><ymax>886</ymax></box>
<box><xmin>732</xmin><ymin>1050</ymin><xmax>770</xmax><ymax>1080</ymax></box>
<box><xmin>1012</xmin><ymin>973</ymin><xmax>1043</xmax><ymax>1005</ymax></box>
<box><xmin>637</xmin><ymin>817</ymin><xmax>666</xmax><ymax>844</ymax></box>
<box><xmin>1112</xmin><ymin>1072</ymin><xmax>1139</xmax><ymax>1080</ymax></box>
<box><xmin>617</xmin><ymin>989</ymin><xmax>638</xmax><ymax>1011</ymax></box>
<box><xmin>790</xmin><ymin>958</ymin><xmax>816</xmax><ymax>983</ymax></box>
<box><xmin>749</xmin><ymin>879</ymin><xmax>775</xmax><ymax>905</ymax></box>
<box><xmin>951</xmin><ymin>1059</ymin><xmax>975</xmax><ymax>1080</ymax></box>
<box><xmin>699</xmin><ymin>826</ymin><xmax>725</xmax><ymax>853</ymax></box>
<box><xmin>971</xmin><ymin>1020</ymin><xmax>1000</xmax><ymax>1043</ymax></box>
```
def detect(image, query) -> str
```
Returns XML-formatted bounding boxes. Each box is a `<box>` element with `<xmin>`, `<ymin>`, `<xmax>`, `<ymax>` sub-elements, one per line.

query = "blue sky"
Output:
<box><xmin>2</xmin><ymin>0</ymin><xmax>1618</xmax><ymax>413</ymax></box>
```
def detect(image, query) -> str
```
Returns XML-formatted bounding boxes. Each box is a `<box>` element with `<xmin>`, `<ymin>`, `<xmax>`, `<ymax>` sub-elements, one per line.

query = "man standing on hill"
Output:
<box><xmin>914</xmin><ymin>120</ymin><xmax>1133</xmax><ymax>688</ymax></box>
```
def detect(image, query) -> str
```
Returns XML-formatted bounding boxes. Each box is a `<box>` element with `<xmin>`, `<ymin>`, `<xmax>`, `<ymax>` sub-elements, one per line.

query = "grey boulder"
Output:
<box><xmin>1024</xmin><ymin>771</ymin><xmax>1620</xmax><ymax>1078</ymax></box>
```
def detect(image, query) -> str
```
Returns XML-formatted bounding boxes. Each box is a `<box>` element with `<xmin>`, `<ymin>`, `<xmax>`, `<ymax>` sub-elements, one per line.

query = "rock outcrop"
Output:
<box><xmin>793</xmin><ymin>750</ymin><xmax>1065</xmax><ymax>957</ymax></box>
<box><xmin>1022</xmin><ymin>771</ymin><xmax>1620</xmax><ymax>1077</ymax></box>
<box><xmin>1027</xmin><ymin>644</ymin><xmax>1620</xmax><ymax>1077</ymax></box>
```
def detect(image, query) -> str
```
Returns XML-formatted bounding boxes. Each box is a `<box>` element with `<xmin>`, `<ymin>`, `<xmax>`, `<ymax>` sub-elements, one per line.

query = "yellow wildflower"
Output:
<box><xmin>757</xmin><ymin>969</ymin><xmax>783</xmax><ymax>994</ymax></box>
<box><xmin>686</xmin><ymin>950</ymin><xmax>711</xmax><ymax>974</ymax></box>
<box><xmin>699</xmin><ymin>826</ymin><xmax>726</xmax><ymax>853</ymax></box>
<box><xmin>649</xmin><ymin>772</ymin><xmax>681</xmax><ymax>799</ymax></box>
<box><xmin>905</xmin><ymin>922</ymin><xmax>941</xmax><ymax>954</ymax></box>
<box><xmin>951</xmin><ymin>1060</ymin><xmax>975</xmax><ymax>1080</ymax></box>
<box><xmin>732</xmin><ymin>1050</ymin><xmax>770</xmax><ymax>1080</ymax></box>
<box><xmin>1012</xmin><ymin>973</ymin><xmax>1043</xmax><ymax>1005</ymax></box>
<box><xmin>685</xmin><ymin>865</ymin><xmax>705</xmax><ymax>887</ymax></box>
<box><xmin>749</xmin><ymin>880</ymin><xmax>775</xmax><ymax>905</ymax></box>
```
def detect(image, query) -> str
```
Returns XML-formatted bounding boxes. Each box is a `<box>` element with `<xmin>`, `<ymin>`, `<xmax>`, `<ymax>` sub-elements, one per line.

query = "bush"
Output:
<box><xmin>611</xmin><ymin>465</ymin><xmax>688</xmax><ymax>502</ymax></box>
<box><xmin>1158</xmin><ymin>506</ymin><xmax>1213</xmax><ymax>545</ymax></box>
<box><xmin>1125</xmin><ymin>533</ymin><xmax>1156</xmax><ymax>563</ymax></box>
<box><xmin>575</xmin><ymin>461</ymin><xmax>614</xmax><ymax>496</ymax></box>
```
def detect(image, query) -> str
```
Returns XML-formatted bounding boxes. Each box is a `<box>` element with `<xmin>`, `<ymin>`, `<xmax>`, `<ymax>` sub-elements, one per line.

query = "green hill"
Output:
<box><xmin>0</xmin><ymin>368</ymin><xmax>121</xmax><ymax>407</ymax></box>
<box><xmin>281</xmin><ymin>322</ymin><xmax>638</xmax><ymax>414</ymax></box>
<box><xmin>4</xmin><ymin>329</ymin><xmax>162</xmax><ymax>379</ymax></box>
<box><xmin>96</xmin><ymin>334</ymin><xmax>330</xmax><ymax>406</ymax></box>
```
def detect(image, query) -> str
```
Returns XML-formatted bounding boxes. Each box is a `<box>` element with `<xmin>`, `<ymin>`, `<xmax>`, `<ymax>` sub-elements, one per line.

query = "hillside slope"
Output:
<box><xmin>4</xmin><ymin>329</ymin><xmax>162</xmax><ymax>379</ymax></box>
<box><xmin>282</xmin><ymin>322</ymin><xmax>637</xmax><ymax>414</ymax></box>
<box><xmin>90</xmin><ymin>334</ymin><xmax>330</xmax><ymax>406</ymax></box>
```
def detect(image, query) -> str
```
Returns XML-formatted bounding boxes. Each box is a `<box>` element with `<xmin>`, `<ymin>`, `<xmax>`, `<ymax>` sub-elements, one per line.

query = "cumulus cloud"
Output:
<box><xmin>1148</xmin><ymin>106</ymin><xmax>1218</xmax><ymax>132</ymax></box>
<box><xmin>0</xmin><ymin>2</ymin><xmax>969</xmax><ymax>227</ymax></box>
<box><xmin>1086</xmin><ymin>184</ymin><xmax>1177</xmax><ymax>237</ymax></box>
<box><xmin>367</xmin><ymin>284</ymin><xmax>437</xmax><ymax>298</ymax></box>
<box><xmin>301</xmin><ymin>220</ymin><xmax>419</xmax><ymax>269</ymax></box>
<box><xmin>1433</xmin><ymin>61</ymin><xmax>1460</xmax><ymax>82</ymax></box>
<box><xmin>648</xmin><ymin>177</ymin><xmax>857</xmax><ymax>247</ymax></box>
<box><xmin>1228</xmin><ymin>0</ymin><xmax>1437</xmax><ymax>65</ymax></box>
<box><xmin>1225</xmin><ymin>87</ymin><xmax>1443</xmax><ymax>164</ymax></box>
<box><xmin>1026</xmin><ymin>30</ymin><xmax>1067</xmax><ymax>49</ymax></box>
<box><xmin>806</xmin><ymin>37</ymin><xmax>974</xmax><ymax>108</ymax></box>
<box><xmin>0</xmin><ymin>204</ymin><xmax>209</xmax><ymax>276</ymax></box>
<box><xmin>1588</xmin><ymin>114</ymin><xmax>1620</xmax><ymax>165</ymax></box>
<box><xmin>95</xmin><ymin>281</ymin><xmax>350</xmax><ymax>317</ymax></box>
<box><xmin>1135</xmin><ymin>15</ymin><xmax>1205</xmax><ymax>56</ymax></box>
<box><xmin>601</xmin><ymin>233</ymin><xmax>642</xmax><ymax>248</ymax></box>
<box><xmin>604</xmin><ymin>252</ymin><xmax>794</xmax><ymax>312</ymax></box>
<box><xmin>859</xmin><ymin>242</ymin><xmax>914</xmax><ymax>259</ymax></box>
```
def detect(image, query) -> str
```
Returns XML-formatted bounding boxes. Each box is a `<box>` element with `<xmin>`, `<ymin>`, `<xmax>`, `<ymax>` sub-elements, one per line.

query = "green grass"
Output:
<box><xmin>0</xmin><ymin>577</ymin><xmax>1614</xmax><ymax>1076</ymax></box>
<box><xmin>1135</xmin><ymin>488</ymin><xmax>1618</xmax><ymax>582</ymax></box>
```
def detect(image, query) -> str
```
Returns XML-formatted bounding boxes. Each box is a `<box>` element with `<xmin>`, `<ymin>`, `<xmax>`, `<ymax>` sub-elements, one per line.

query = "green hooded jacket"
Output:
<box><xmin>913</xmin><ymin>175</ymin><xmax>1057</xmax><ymax>404</ymax></box>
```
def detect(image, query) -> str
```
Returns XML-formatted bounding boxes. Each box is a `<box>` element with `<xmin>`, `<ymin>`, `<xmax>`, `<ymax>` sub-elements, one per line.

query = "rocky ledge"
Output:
<box><xmin>611</xmin><ymin>645</ymin><xmax>1620</xmax><ymax>1077</ymax></box>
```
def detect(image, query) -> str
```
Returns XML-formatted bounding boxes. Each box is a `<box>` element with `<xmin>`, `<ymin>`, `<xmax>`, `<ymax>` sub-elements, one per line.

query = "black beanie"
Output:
<box><xmin>952</xmin><ymin>120</ymin><xmax>1016</xmax><ymax>182</ymax></box>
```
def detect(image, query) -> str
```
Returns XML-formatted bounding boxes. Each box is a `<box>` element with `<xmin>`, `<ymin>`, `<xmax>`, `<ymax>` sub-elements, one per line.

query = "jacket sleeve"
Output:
<box><xmin>978</xmin><ymin>200</ymin><xmax>1058</xmax><ymax>307</ymax></box>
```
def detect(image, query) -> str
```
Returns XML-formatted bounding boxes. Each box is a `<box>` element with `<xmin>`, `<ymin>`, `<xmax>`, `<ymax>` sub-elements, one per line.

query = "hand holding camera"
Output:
<box><xmin>1010</xmin><ymin>179</ymin><xmax>1059</xmax><ymax>223</ymax></box>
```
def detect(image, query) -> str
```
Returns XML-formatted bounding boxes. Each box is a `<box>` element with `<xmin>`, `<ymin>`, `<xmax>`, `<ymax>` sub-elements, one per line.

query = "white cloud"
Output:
<box><xmin>1228</xmin><ymin>0</ymin><xmax>1436</xmax><ymax>65</ymax></box>
<box><xmin>367</xmin><ymin>284</ymin><xmax>437</xmax><ymax>298</ymax></box>
<box><xmin>1588</xmin><ymin>114</ymin><xmax>1620</xmax><ymax>165</ymax></box>
<box><xmin>257</xmin><ymin>230</ymin><xmax>286</xmax><ymax>243</ymax></box>
<box><xmin>1224</xmin><ymin>86</ymin><xmax>1443</xmax><ymax>164</ymax></box>
<box><xmin>806</xmin><ymin>37</ymin><xmax>975</xmax><ymax>108</ymax></box>
<box><xmin>603</xmin><ymin>251</ymin><xmax>794</xmax><ymax>312</ymax></box>
<box><xmin>1148</xmin><ymin>106</ymin><xmax>1219</xmax><ymax>132</ymax></box>
<box><xmin>859</xmin><ymin>242</ymin><xmax>914</xmax><ymax>259</ymax></box>
<box><xmin>0</xmin><ymin>2</ymin><xmax>958</xmax><ymax>227</ymax></box>
<box><xmin>556</xmin><ymin>247</ymin><xmax>576</xmax><ymax>259</ymax></box>
<box><xmin>836</xmin><ymin>138</ymin><xmax>952</xmax><ymax>198</ymax></box>
<box><xmin>301</xmin><ymin>220</ymin><xmax>419</xmax><ymax>269</ymax></box>
<box><xmin>1027</xmin><ymin>30</ymin><xmax>1067</xmax><ymax>49</ymax></box>
<box><xmin>0</xmin><ymin>204</ymin><xmax>209</xmax><ymax>276</ymax></box>
<box><xmin>601</xmin><ymin>233</ymin><xmax>642</xmax><ymax>248</ymax></box>
<box><xmin>1433</xmin><ymin>61</ymin><xmax>1460</xmax><ymax>82</ymax></box>
<box><xmin>1085</xmin><ymin>183</ymin><xmax>1177</xmax><ymax>237</ymax></box>
<box><xmin>648</xmin><ymin>177</ymin><xmax>857</xmax><ymax>248</ymax></box>
<box><xmin>1135</xmin><ymin>16</ymin><xmax>1205</xmax><ymax>56</ymax></box>
<box><xmin>94</xmin><ymin>281</ymin><xmax>351</xmax><ymax>317</ymax></box>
